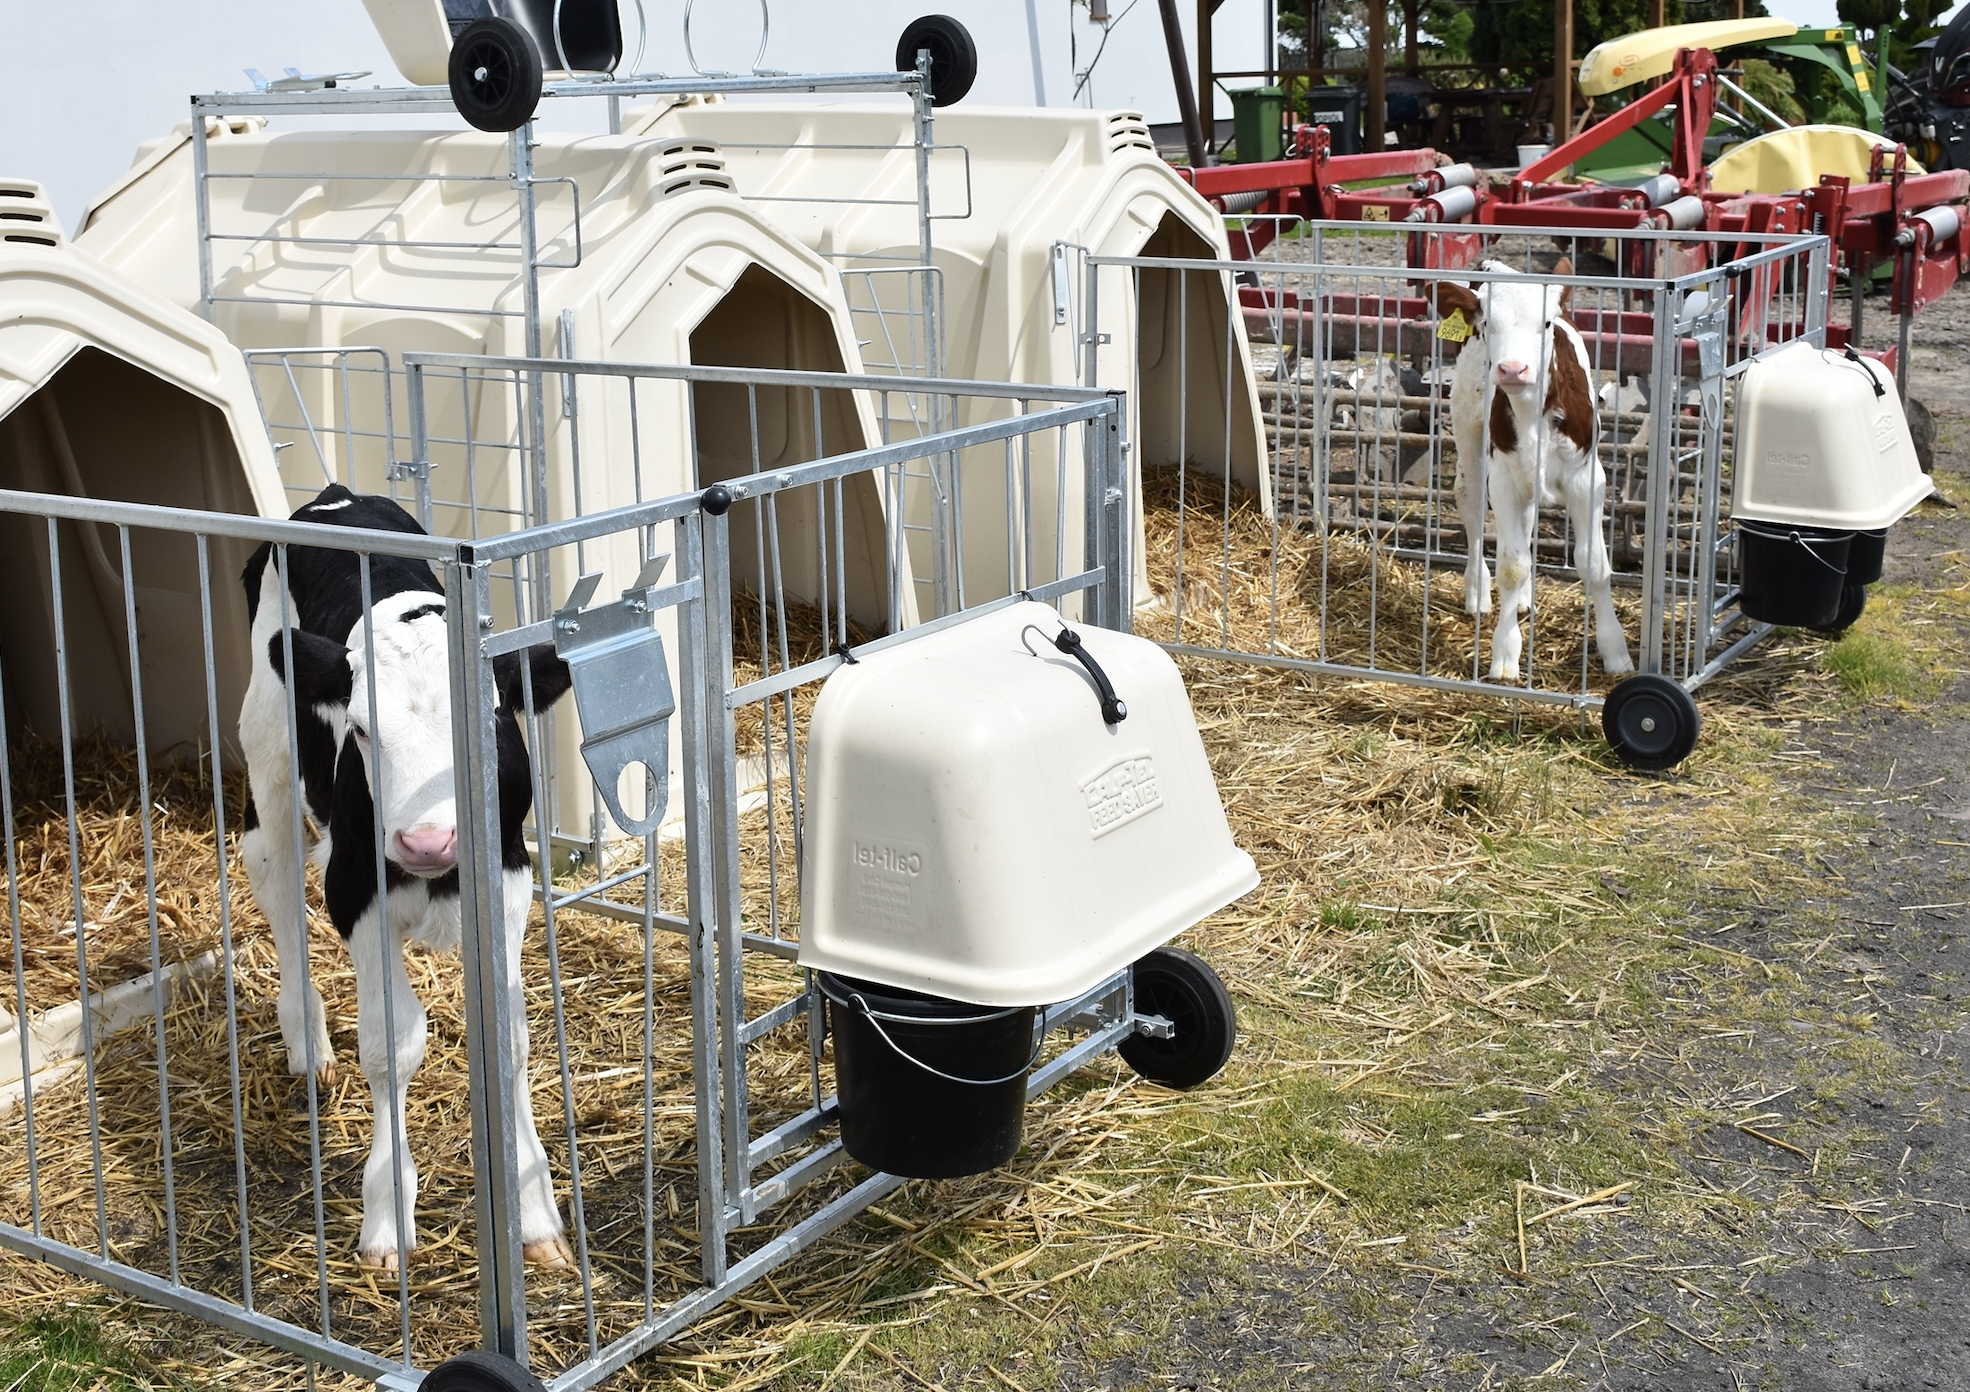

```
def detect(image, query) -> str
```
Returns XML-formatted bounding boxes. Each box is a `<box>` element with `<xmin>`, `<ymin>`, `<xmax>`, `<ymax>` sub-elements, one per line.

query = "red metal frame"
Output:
<box><xmin>1168</xmin><ymin>47</ymin><xmax>1967</xmax><ymax>339</ymax></box>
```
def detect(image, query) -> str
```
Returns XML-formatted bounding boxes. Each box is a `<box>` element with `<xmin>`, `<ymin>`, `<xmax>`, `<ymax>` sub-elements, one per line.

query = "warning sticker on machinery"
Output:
<box><xmin>1083</xmin><ymin>755</ymin><xmax>1163</xmax><ymax>839</ymax></box>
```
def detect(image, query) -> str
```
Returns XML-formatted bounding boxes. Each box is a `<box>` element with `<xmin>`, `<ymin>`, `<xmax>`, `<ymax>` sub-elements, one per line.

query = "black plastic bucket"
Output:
<box><xmin>1846</xmin><ymin>526</ymin><xmax>1889</xmax><ymax>585</ymax></box>
<box><xmin>819</xmin><ymin>973</ymin><xmax>1039</xmax><ymax>1179</ymax></box>
<box><xmin>1737</xmin><ymin>520</ymin><xmax>1852</xmax><ymax>627</ymax></box>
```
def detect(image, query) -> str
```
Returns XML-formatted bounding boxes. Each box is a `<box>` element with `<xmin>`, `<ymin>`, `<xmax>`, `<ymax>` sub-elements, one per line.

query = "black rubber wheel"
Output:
<box><xmin>1118</xmin><ymin>947</ymin><xmax>1235</xmax><ymax>1090</ymax></box>
<box><xmin>424</xmin><ymin>1350</ymin><xmax>548</xmax><ymax>1392</ymax></box>
<box><xmin>449</xmin><ymin>17</ymin><xmax>544</xmax><ymax>133</ymax></box>
<box><xmin>1602</xmin><ymin>672</ymin><xmax>1701</xmax><ymax>771</ymax></box>
<box><xmin>1811</xmin><ymin>581</ymin><xmax>1868</xmax><ymax>636</ymax></box>
<box><xmin>895</xmin><ymin>15</ymin><xmax>978</xmax><ymax>106</ymax></box>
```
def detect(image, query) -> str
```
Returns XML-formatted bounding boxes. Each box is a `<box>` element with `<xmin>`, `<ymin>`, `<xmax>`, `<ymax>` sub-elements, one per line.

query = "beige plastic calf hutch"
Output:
<box><xmin>74</xmin><ymin>122</ymin><xmax>917</xmax><ymax>838</ymax></box>
<box><xmin>0</xmin><ymin>180</ymin><xmax>285</xmax><ymax>759</ymax></box>
<box><xmin>74</xmin><ymin>121</ymin><xmax>904</xmax><ymax>622</ymax></box>
<box><xmin>624</xmin><ymin>98</ymin><xmax>1271</xmax><ymax>613</ymax></box>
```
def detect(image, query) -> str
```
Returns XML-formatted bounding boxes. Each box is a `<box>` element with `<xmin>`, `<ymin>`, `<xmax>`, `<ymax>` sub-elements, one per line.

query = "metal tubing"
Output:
<box><xmin>446</xmin><ymin>556</ymin><xmax>531</xmax><ymax>1363</ymax></box>
<box><xmin>0</xmin><ymin>1224</ymin><xmax>422</xmax><ymax>1392</ymax></box>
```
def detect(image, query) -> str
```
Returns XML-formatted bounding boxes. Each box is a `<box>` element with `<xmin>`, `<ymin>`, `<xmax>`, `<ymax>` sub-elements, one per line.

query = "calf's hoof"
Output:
<box><xmin>359</xmin><ymin>1244</ymin><xmax>415</xmax><ymax>1272</ymax></box>
<box><xmin>286</xmin><ymin>1057</ymin><xmax>337</xmax><ymax>1089</ymax></box>
<box><xmin>524</xmin><ymin>1236</ymin><xmax>575</xmax><ymax>1267</ymax></box>
<box><xmin>1603</xmin><ymin>654</ymin><xmax>1635</xmax><ymax>676</ymax></box>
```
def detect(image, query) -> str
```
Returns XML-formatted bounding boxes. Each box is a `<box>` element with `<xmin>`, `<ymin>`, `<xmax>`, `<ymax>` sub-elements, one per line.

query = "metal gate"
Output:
<box><xmin>0</xmin><ymin>360</ymin><xmax>1140</xmax><ymax>1388</ymax></box>
<box><xmin>1073</xmin><ymin>220</ymin><xmax>1833</xmax><ymax>729</ymax></box>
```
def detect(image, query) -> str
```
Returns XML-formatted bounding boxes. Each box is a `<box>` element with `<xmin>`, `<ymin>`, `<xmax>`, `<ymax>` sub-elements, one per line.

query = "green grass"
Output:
<box><xmin>0</xmin><ymin>1311</ymin><xmax>156</xmax><ymax>1391</ymax></box>
<box><xmin>1818</xmin><ymin>584</ymin><xmax>1944</xmax><ymax>704</ymax></box>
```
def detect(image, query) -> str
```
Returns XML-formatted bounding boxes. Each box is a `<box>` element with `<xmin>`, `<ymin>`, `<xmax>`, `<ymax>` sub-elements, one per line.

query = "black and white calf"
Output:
<box><xmin>239</xmin><ymin>484</ymin><xmax>574</xmax><ymax>1271</ymax></box>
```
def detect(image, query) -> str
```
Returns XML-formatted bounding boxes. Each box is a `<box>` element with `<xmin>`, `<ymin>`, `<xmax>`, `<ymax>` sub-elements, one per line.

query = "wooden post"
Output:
<box><xmin>1309</xmin><ymin>0</ymin><xmax>1322</xmax><ymax>82</ymax></box>
<box><xmin>1197</xmin><ymin>0</ymin><xmax>1215</xmax><ymax>155</ymax></box>
<box><xmin>1553</xmin><ymin>0</ymin><xmax>1573</xmax><ymax>142</ymax></box>
<box><xmin>1367</xmin><ymin>0</ymin><xmax>1386</xmax><ymax>149</ymax></box>
<box><xmin>1647</xmin><ymin>0</ymin><xmax>1664</xmax><ymax>27</ymax></box>
<box><xmin>1404</xmin><ymin>0</ymin><xmax>1419</xmax><ymax>77</ymax></box>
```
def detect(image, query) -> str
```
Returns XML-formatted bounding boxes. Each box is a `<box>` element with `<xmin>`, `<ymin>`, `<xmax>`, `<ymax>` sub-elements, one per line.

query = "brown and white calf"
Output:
<box><xmin>1430</xmin><ymin>259</ymin><xmax>1633</xmax><ymax>682</ymax></box>
<box><xmin>238</xmin><ymin>484</ymin><xmax>575</xmax><ymax>1271</ymax></box>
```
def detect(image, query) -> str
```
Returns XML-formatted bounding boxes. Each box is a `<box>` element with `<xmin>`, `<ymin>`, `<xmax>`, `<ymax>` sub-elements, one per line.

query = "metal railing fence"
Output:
<box><xmin>1070</xmin><ymin>219</ymin><xmax>1833</xmax><ymax>714</ymax></box>
<box><xmin>0</xmin><ymin>364</ymin><xmax>1135</xmax><ymax>1389</ymax></box>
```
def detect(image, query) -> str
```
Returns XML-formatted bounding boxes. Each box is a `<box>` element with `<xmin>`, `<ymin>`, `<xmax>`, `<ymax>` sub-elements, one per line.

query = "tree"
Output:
<box><xmin>1837</xmin><ymin>0</ymin><xmax>1898</xmax><ymax>42</ymax></box>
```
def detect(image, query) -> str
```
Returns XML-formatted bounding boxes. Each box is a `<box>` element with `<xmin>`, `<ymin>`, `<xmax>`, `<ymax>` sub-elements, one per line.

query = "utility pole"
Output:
<box><xmin>1367</xmin><ymin>0</ymin><xmax>1386</xmax><ymax>149</ymax></box>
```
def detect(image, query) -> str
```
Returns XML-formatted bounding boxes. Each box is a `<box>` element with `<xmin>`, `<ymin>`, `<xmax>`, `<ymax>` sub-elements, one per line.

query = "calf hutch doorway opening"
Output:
<box><xmin>1135</xmin><ymin>215</ymin><xmax>1264</xmax><ymax>499</ymax></box>
<box><xmin>0</xmin><ymin>347</ymin><xmax>259</xmax><ymax>759</ymax></box>
<box><xmin>689</xmin><ymin>263</ymin><xmax>897</xmax><ymax>634</ymax></box>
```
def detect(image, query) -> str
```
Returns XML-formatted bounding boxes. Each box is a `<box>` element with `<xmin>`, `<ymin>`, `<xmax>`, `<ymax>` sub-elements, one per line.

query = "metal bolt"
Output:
<box><xmin>474</xmin><ymin>66</ymin><xmax>489</xmax><ymax>82</ymax></box>
<box><xmin>1640</xmin><ymin>716</ymin><xmax>1657</xmax><ymax>733</ymax></box>
<box><xmin>479</xmin><ymin>615</ymin><xmax>496</xmax><ymax>630</ymax></box>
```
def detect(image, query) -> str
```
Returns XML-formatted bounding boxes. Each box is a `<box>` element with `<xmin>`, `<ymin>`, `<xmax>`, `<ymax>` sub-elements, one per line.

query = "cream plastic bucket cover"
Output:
<box><xmin>798</xmin><ymin>601</ymin><xmax>1258</xmax><ymax>1007</ymax></box>
<box><xmin>361</xmin><ymin>0</ymin><xmax>455</xmax><ymax>86</ymax></box>
<box><xmin>1733</xmin><ymin>339</ymin><xmax>1929</xmax><ymax>530</ymax></box>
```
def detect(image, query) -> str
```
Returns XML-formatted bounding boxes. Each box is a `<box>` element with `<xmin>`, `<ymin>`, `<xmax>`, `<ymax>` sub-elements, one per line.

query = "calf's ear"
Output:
<box><xmin>267</xmin><ymin>629</ymin><xmax>354</xmax><ymax>711</ymax></box>
<box><xmin>1425</xmin><ymin>279</ymin><xmax>1481</xmax><ymax>321</ymax></box>
<box><xmin>494</xmin><ymin>644</ymin><xmax>574</xmax><ymax>714</ymax></box>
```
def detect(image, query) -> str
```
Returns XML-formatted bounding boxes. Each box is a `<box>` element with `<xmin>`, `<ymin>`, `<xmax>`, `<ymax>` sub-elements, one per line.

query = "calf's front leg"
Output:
<box><xmin>1486</xmin><ymin>462</ymin><xmax>1538</xmax><ymax>682</ymax></box>
<box><xmin>351</xmin><ymin>893</ymin><xmax>427</xmax><ymax>1270</ymax></box>
<box><xmin>1561</xmin><ymin>457</ymin><xmax>1634</xmax><ymax>675</ymax></box>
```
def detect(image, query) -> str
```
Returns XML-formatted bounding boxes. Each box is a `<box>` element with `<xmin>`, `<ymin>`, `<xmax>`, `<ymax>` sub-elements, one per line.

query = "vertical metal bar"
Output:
<box><xmin>520</xmin><ymin>652</ymin><xmax>600</xmax><ymax>1357</ymax></box>
<box><xmin>119</xmin><ymin>527</ymin><xmax>183</xmax><ymax>1284</ymax></box>
<box><xmin>192</xmin><ymin>110</ymin><xmax>216</xmax><ymax>322</ymax></box>
<box><xmin>1174</xmin><ymin>267</ymin><xmax>1189</xmax><ymax>643</ymax></box>
<box><xmin>1219</xmin><ymin>279</ymin><xmax>1236</xmax><ymax>649</ymax></box>
<box><xmin>912</xmin><ymin>58</ymin><xmax>935</xmax><ymax>274</ymax></box>
<box><xmin>1641</xmin><ymin>276</ymin><xmax>1678</xmax><ymax>674</ymax></box>
<box><xmin>446</xmin><ymin>552</ymin><xmax>530</xmax><ymax>1363</ymax></box>
<box><xmin>355</xmin><ymin>555</ymin><xmax>416</xmax><ymax>1336</ymax></box>
<box><xmin>1</xmin><ymin>568</ymin><xmax>37</xmax><ymax>1236</ymax></box>
<box><xmin>196</xmin><ymin>535</ymin><xmax>256</xmax><ymax>1312</ymax></box>
<box><xmin>696</xmin><ymin>507</ymin><xmax>736</xmax><ymax>1281</ymax></box>
<box><xmin>407</xmin><ymin>361</ymin><xmax>434</xmax><ymax>532</ymax></box>
<box><xmin>1693</xmin><ymin>301</ymin><xmax>1727</xmax><ymax>680</ymax></box>
<box><xmin>49</xmin><ymin>519</ymin><xmax>112</xmax><ymax>1258</ymax></box>
<box><xmin>272</xmin><ymin>545</ymin><xmax>333</xmax><ymax>1338</ymax></box>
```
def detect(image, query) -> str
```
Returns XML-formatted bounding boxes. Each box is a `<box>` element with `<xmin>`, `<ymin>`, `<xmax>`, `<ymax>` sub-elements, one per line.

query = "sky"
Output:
<box><xmin>0</xmin><ymin>0</ymin><xmax>1958</xmax><ymax>235</ymax></box>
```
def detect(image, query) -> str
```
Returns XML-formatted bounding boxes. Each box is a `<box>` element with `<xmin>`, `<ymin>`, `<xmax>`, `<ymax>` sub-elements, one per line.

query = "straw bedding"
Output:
<box><xmin>0</xmin><ymin>460</ymin><xmax>1784</xmax><ymax>1387</ymax></box>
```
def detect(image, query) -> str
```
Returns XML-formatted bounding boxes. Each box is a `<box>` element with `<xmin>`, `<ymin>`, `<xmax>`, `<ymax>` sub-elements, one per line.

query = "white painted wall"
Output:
<box><xmin>0</xmin><ymin>0</ymin><xmax>1271</xmax><ymax>236</ymax></box>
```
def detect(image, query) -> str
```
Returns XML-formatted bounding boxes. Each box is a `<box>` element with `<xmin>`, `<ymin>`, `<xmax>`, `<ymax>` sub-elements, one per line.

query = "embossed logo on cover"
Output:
<box><xmin>1083</xmin><ymin>755</ymin><xmax>1162</xmax><ymax>839</ymax></box>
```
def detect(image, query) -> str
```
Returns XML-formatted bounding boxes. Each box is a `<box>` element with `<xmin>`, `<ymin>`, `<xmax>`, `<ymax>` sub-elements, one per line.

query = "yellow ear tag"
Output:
<box><xmin>1438</xmin><ymin>308</ymin><xmax>1473</xmax><ymax>343</ymax></box>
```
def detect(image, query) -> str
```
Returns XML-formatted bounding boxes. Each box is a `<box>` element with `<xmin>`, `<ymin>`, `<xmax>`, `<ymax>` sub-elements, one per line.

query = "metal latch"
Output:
<box><xmin>1052</xmin><ymin>241</ymin><xmax>1070</xmax><ymax>325</ymax></box>
<box><xmin>553</xmin><ymin>557</ymin><xmax>676</xmax><ymax>836</ymax></box>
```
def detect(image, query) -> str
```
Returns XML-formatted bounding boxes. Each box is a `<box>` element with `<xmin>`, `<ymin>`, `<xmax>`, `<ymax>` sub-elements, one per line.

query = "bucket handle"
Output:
<box><xmin>834</xmin><ymin>990</ymin><xmax>1044</xmax><ymax>1088</ymax></box>
<box><xmin>1781</xmin><ymin>528</ymin><xmax>1849</xmax><ymax>573</ymax></box>
<box><xmin>1740</xmin><ymin>523</ymin><xmax>1849</xmax><ymax>574</ymax></box>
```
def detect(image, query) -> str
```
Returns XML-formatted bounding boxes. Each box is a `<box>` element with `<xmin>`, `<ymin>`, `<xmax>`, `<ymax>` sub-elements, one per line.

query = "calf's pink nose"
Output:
<box><xmin>1494</xmin><ymin>360</ymin><xmax>1531</xmax><ymax>384</ymax></box>
<box><xmin>393</xmin><ymin>825</ymin><xmax>457</xmax><ymax>870</ymax></box>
